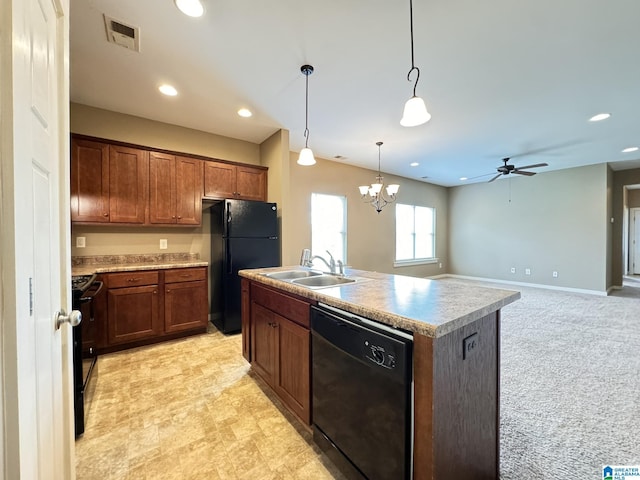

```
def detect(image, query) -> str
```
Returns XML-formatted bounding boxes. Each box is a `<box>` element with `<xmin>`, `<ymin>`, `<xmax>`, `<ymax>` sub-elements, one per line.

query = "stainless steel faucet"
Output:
<box><xmin>302</xmin><ymin>249</ymin><xmax>339</xmax><ymax>274</ymax></box>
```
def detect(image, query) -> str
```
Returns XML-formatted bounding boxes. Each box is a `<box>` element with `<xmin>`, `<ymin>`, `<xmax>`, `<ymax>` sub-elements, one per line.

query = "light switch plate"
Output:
<box><xmin>76</xmin><ymin>237</ymin><xmax>86</xmax><ymax>248</ymax></box>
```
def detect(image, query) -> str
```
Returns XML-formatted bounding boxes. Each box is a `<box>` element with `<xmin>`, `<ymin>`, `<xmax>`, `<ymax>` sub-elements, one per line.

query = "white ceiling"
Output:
<box><xmin>70</xmin><ymin>0</ymin><xmax>640</xmax><ymax>187</ymax></box>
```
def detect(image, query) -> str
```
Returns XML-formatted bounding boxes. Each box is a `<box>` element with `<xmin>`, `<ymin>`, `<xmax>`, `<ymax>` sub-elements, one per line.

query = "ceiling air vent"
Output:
<box><xmin>103</xmin><ymin>15</ymin><xmax>140</xmax><ymax>52</ymax></box>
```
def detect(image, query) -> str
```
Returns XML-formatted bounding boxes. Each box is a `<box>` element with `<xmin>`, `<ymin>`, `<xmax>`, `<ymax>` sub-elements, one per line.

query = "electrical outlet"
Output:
<box><xmin>76</xmin><ymin>237</ymin><xmax>86</xmax><ymax>248</ymax></box>
<box><xmin>552</xmin><ymin>271</ymin><xmax>558</xmax><ymax>278</ymax></box>
<box><xmin>525</xmin><ymin>268</ymin><xmax>531</xmax><ymax>275</ymax></box>
<box><xmin>159</xmin><ymin>239</ymin><xmax>168</xmax><ymax>249</ymax></box>
<box><xmin>510</xmin><ymin>267</ymin><xmax>516</xmax><ymax>274</ymax></box>
<box><xmin>463</xmin><ymin>332</ymin><xmax>478</xmax><ymax>360</ymax></box>
<box><xmin>439</xmin><ymin>263</ymin><xmax>443</xmax><ymax>269</ymax></box>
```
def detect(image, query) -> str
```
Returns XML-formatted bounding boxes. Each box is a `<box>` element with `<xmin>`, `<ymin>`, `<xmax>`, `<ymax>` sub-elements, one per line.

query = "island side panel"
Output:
<box><xmin>433</xmin><ymin>311</ymin><xmax>499</xmax><ymax>479</ymax></box>
<box><xmin>413</xmin><ymin>333</ymin><xmax>435</xmax><ymax>480</ymax></box>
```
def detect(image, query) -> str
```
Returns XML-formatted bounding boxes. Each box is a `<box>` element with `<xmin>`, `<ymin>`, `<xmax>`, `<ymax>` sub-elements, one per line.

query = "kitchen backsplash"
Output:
<box><xmin>71</xmin><ymin>252</ymin><xmax>200</xmax><ymax>266</ymax></box>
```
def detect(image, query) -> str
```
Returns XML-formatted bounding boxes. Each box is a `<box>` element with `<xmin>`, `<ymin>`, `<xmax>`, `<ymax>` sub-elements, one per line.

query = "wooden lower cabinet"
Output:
<box><xmin>164</xmin><ymin>272</ymin><xmax>208</xmax><ymax>333</ymax></box>
<box><xmin>99</xmin><ymin>267</ymin><xmax>208</xmax><ymax>353</ymax></box>
<box><xmin>248</xmin><ymin>283</ymin><xmax>312</xmax><ymax>425</ymax></box>
<box><xmin>108</xmin><ymin>284</ymin><xmax>161</xmax><ymax>345</ymax></box>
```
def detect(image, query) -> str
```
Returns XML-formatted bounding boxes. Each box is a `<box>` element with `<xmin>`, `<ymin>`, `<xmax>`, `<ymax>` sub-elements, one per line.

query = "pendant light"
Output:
<box><xmin>358</xmin><ymin>142</ymin><xmax>399</xmax><ymax>213</ymax></box>
<box><xmin>400</xmin><ymin>0</ymin><xmax>431</xmax><ymax>127</ymax></box>
<box><xmin>297</xmin><ymin>65</ymin><xmax>316</xmax><ymax>166</ymax></box>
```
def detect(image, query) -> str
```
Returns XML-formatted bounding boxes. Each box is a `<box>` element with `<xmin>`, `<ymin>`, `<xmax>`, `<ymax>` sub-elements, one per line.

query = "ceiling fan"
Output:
<box><xmin>486</xmin><ymin>157</ymin><xmax>549</xmax><ymax>182</ymax></box>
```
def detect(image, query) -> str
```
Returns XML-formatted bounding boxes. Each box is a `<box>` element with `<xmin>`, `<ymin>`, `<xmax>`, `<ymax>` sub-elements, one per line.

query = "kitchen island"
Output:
<box><xmin>239</xmin><ymin>266</ymin><xmax>520</xmax><ymax>480</ymax></box>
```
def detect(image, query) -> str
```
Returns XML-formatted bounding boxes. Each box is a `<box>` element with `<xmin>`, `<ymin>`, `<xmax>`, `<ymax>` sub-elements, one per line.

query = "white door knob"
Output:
<box><xmin>55</xmin><ymin>309</ymin><xmax>82</xmax><ymax>329</ymax></box>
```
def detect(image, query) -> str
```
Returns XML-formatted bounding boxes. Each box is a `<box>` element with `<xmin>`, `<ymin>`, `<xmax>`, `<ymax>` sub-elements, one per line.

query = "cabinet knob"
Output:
<box><xmin>153</xmin><ymin>290</ymin><xmax>157</xmax><ymax>294</ymax></box>
<box><xmin>177</xmin><ymin>216</ymin><xmax>182</xmax><ymax>219</ymax></box>
<box><xmin>166</xmin><ymin>289</ymin><xmax>170</xmax><ymax>293</ymax></box>
<box><xmin>103</xmin><ymin>213</ymin><xmax>109</xmax><ymax>217</ymax></box>
<box><xmin>172</xmin><ymin>215</ymin><xmax>176</xmax><ymax>219</ymax></box>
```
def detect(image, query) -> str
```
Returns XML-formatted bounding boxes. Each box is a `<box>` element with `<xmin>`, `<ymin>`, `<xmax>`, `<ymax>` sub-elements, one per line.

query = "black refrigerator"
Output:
<box><xmin>210</xmin><ymin>199</ymin><xmax>280</xmax><ymax>333</ymax></box>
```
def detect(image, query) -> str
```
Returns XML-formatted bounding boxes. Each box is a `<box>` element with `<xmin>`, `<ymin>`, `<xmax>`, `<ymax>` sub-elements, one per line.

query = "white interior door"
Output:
<box><xmin>1</xmin><ymin>0</ymin><xmax>73</xmax><ymax>478</ymax></box>
<box><xmin>632</xmin><ymin>208</ymin><xmax>640</xmax><ymax>275</ymax></box>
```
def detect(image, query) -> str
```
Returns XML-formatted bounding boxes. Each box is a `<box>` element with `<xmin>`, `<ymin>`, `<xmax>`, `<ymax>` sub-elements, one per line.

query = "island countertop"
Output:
<box><xmin>239</xmin><ymin>266</ymin><xmax>520</xmax><ymax>338</ymax></box>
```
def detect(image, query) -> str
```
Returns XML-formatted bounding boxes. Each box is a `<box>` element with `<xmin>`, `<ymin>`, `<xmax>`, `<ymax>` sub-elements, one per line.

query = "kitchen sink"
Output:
<box><xmin>264</xmin><ymin>269</ymin><xmax>323</xmax><ymax>280</ymax></box>
<box><xmin>292</xmin><ymin>275</ymin><xmax>359</xmax><ymax>288</ymax></box>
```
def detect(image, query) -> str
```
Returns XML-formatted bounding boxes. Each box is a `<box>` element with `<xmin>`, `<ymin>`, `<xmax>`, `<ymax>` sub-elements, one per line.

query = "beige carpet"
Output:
<box><xmin>441</xmin><ymin>277</ymin><xmax>640</xmax><ymax>480</ymax></box>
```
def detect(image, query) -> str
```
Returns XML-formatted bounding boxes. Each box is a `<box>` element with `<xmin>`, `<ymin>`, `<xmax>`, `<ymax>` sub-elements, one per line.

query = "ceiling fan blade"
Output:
<box><xmin>515</xmin><ymin>162</ymin><xmax>548</xmax><ymax>170</ymax></box>
<box><xmin>488</xmin><ymin>174</ymin><xmax>502</xmax><ymax>182</ymax></box>
<box><xmin>506</xmin><ymin>140</ymin><xmax>583</xmax><ymax>159</ymax></box>
<box><xmin>512</xmin><ymin>170</ymin><xmax>536</xmax><ymax>176</ymax></box>
<box><xmin>466</xmin><ymin>172</ymin><xmax>497</xmax><ymax>180</ymax></box>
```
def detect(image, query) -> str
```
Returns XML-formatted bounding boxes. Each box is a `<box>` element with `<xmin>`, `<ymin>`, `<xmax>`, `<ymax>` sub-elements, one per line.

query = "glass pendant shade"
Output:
<box><xmin>371</xmin><ymin>183</ymin><xmax>383</xmax><ymax>194</ymax></box>
<box><xmin>386</xmin><ymin>184</ymin><xmax>400</xmax><ymax>195</ymax></box>
<box><xmin>400</xmin><ymin>96</ymin><xmax>431</xmax><ymax>127</ymax></box>
<box><xmin>297</xmin><ymin>147</ymin><xmax>316</xmax><ymax>166</ymax></box>
<box><xmin>175</xmin><ymin>0</ymin><xmax>204</xmax><ymax>17</ymax></box>
<box><xmin>358</xmin><ymin>185</ymin><xmax>370</xmax><ymax>195</ymax></box>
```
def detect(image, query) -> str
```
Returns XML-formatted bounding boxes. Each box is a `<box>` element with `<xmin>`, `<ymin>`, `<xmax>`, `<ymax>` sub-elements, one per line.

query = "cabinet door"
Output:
<box><xmin>276</xmin><ymin>315</ymin><xmax>310</xmax><ymax>424</ymax></box>
<box><xmin>109</xmin><ymin>145</ymin><xmax>149</xmax><ymax>223</ymax></box>
<box><xmin>175</xmin><ymin>156</ymin><xmax>203</xmax><ymax>225</ymax></box>
<box><xmin>236</xmin><ymin>166</ymin><xmax>267</xmax><ymax>201</ymax></box>
<box><xmin>149</xmin><ymin>152</ymin><xmax>177</xmax><ymax>224</ymax></box>
<box><xmin>241</xmin><ymin>279</ymin><xmax>251</xmax><ymax>361</ymax></box>
<box><xmin>164</xmin><ymin>280</ymin><xmax>207</xmax><ymax>333</ymax></box>
<box><xmin>107</xmin><ymin>285</ymin><xmax>161</xmax><ymax>344</ymax></box>
<box><xmin>203</xmin><ymin>161</ymin><xmax>236</xmax><ymax>199</ymax></box>
<box><xmin>251</xmin><ymin>302</ymin><xmax>277</xmax><ymax>385</ymax></box>
<box><xmin>70</xmin><ymin>138</ymin><xmax>110</xmax><ymax>222</ymax></box>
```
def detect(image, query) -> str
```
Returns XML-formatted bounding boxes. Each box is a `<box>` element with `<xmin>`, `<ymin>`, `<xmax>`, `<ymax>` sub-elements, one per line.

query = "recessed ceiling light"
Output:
<box><xmin>589</xmin><ymin>113</ymin><xmax>611</xmax><ymax>122</ymax></box>
<box><xmin>622</xmin><ymin>147</ymin><xmax>639</xmax><ymax>153</ymax></box>
<box><xmin>174</xmin><ymin>0</ymin><xmax>204</xmax><ymax>17</ymax></box>
<box><xmin>158</xmin><ymin>84</ymin><xmax>178</xmax><ymax>96</ymax></box>
<box><xmin>237</xmin><ymin>108</ymin><xmax>252</xmax><ymax>118</ymax></box>
<box><xmin>410</xmin><ymin>162</ymin><xmax>419</xmax><ymax>167</ymax></box>
<box><xmin>459</xmin><ymin>177</ymin><xmax>468</xmax><ymax>181</ymax></box>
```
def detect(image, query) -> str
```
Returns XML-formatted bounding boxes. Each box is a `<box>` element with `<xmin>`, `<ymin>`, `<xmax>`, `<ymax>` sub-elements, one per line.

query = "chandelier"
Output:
<box><xmin>358</xmin><ymin>142</ymin><xmax>399</xmax><ymax>213</ymax></box>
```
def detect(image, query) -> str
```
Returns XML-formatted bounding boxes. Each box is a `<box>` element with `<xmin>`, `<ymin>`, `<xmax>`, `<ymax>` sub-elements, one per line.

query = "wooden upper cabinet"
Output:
<box><xmin>236</xmin><ymin>166</ymin><xmax>267</xmax><ymax>201</ymax></box>
<box><xmin>149</xmin><ymin>152</ymin><xmax>176</xmax><ymax>224</ymax></box>
<box><xmin>71</xmin><ymin>138</ymin><xmax>110</xmax><ymax>222</ymax></box>
<box><xmin>175</xmin><ymin>156</ymin><xmax>203</xmax><ymax>225</ymax></box>
<box><xmin>108</xmin><ymin>145</ymin><xmax>149</xmax><ymax>224</ymax></box>
<box><xmin>203</xmin><ymin>161</ymin><xmax>267</xmax><ymax>201</ymax></box>
<box><xmin>203</xmin><ymin>161</ymin><xmax>236</xmax><ymax>199</ymax></box>
<box><xmin>149</xmin><ymin>153</ymin><xmax>202</xmax><ymax>225</ymax></box>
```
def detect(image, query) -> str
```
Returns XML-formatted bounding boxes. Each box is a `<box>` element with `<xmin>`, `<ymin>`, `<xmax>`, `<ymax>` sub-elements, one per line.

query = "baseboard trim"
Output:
<box><xmin>431</xmin><ymin>274</ymin><xmax>609</xmax><ymax>296</ymax></box>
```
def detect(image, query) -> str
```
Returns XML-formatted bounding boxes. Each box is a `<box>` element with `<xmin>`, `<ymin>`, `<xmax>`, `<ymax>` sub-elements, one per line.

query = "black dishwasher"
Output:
<box><xmin>311</xmin><ymin>303</ymin><xmax>413</xmax><ymax>480</ymax></box>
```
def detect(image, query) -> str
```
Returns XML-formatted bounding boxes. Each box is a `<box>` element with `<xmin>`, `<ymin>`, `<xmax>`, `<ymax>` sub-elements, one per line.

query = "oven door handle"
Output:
<box><xmin>79</xmin><ymin>281</ymin><xmax>104</xmax><ymax>303</ymax></box>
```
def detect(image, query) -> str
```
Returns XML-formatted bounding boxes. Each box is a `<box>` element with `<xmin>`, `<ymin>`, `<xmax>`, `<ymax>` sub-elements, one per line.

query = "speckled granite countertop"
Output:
<box><xmin>239</xmin><ymin>266</ymin><xmax>520</xmax><ymax>338</ymax></box>
<box><xmin>72</xmin><ymin>253</ymin><xmax>208</xmax><ymax>276</ymax></box>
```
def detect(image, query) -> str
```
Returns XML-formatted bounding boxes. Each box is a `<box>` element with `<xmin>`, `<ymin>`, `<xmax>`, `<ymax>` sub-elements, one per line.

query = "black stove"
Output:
<box><xmin>71</xmin><ymin>272</ymin><xmax>101</xmax><ymax>438</ymax></box>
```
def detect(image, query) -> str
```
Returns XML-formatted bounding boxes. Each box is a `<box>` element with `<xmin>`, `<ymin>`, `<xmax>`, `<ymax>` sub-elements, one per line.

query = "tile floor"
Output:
<box><xmin>75</xmin><ymin>325</ymin><xmax>346</xmax><ymax>480</ymax></box>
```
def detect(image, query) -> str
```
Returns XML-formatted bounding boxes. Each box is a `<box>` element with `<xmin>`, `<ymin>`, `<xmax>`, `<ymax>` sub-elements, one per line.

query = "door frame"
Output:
<box><xmin>630</xmin><ymin>208</ymin><xmax>640</xmax><ymax>275</ymax></box>
<box><xmin>0</xmin><ymin>0</ymin><xmax>74</xmax><ymax>477</ymax></box>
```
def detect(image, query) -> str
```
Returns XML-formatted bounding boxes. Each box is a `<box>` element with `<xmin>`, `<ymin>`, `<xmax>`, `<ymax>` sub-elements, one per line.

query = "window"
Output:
<box><xmin>395</xmin><ymin>203</ymin><xmax>436</xmax><ymax>265</ymax></box>
<box><xmin>311</xmin><ymin>193</ymin><xmax>346</xmax><ymax>264</ymax></box>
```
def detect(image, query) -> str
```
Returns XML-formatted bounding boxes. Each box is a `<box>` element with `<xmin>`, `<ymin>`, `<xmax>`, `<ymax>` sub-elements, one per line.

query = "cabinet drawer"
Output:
<box><xmin>252</xmin><ymin>283</ymin><xmax>310</xmax><ymax>328</ymax></box>
<box><xmin>164</xmin><ymin>267</ymin><xmax>207</xmax><ymax>283</ymax></box>
<box><xmin>107</xmin><ymin>271</ymin><xmax>159</xmax><ymax>288</ymax></box>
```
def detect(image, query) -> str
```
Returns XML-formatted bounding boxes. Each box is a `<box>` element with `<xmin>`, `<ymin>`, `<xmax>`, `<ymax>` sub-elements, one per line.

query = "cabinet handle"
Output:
<box><xmin>103</xmin><ymin>213</ymin><xmax>109</xmax><ymax>217</ymax></box>
<box><xmin>127</xmin><ymin>277</ymin><xmax>142</xmax><ymax>282</ymax></box>
<box><xmin>179</xmin><ymin>273</ymin><xmax>191</xmax><ymax>278</ymax></box>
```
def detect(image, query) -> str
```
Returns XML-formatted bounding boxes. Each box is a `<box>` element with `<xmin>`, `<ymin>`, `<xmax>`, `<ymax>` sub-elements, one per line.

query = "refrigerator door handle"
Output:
<box><xmin>227</xmin><ymin>242</ymin><xmax>233</xmax><ymax>274</ymax></box>
<box><xmin>226</xmin><ymin>202</ymin><xmax>232</xmax><ymax>225</ymax></box>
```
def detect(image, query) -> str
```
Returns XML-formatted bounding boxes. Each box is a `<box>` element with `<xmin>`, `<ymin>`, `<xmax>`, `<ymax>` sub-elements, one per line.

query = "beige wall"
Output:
<box><xmin>260</xmin><ymin>129</ymin><xmax>290</xmax><ymax>263</ymax></box>
<box><xmin>286</xmin><ymin>153</ymin><xmax>449</xmax><ymax>278</ymax></box>
<box><xmin>70</xmin><ymin>103</ymin><xmax>260</xmax><ymax>165</ymax></box>
<box><xmin>449</xmin><ymin>164</ymin><xmax>609</xmax><ymax>292</ymax></box>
